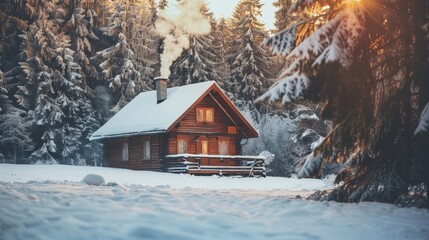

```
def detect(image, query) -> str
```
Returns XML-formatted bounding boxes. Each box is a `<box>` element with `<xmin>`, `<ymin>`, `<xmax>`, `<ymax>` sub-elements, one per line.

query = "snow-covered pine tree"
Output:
<box><xmin>65</xmin><ymin>0</ymin><xmax>104</xmax><ymax>165</ymax></box>
<box><xmin>273</xmin><ymin>0</ymin><xmax>295</xmax><ymax>32</ymax></box>
<box><xmin>128</xmin><ymin>0</ymin><xmax>161</xmax><ymax>91</ymax></box>
<box><xmin>0</xmin><ymin>107</ymin><xmax>33</xmax><ymax>164</ymax></box>
<box><xmin>270</xmin><ymin>0</ymin><xmax>299</xmax><ymax>75</ymax></box>
<box><xmin>17</xmin><ymin>15</ymin><xmax>64</xmax><ymax>163</ymax></box>
<box><xmin>228</xmin><ymin>0</ymin><xmax>272</xmax><ymax>105</ymax></box>
<box><xmin>55</xmin><ymin>46</ymin><xmax>102</xmax><ymax>165</ymax></box>
<box><xmin>170</xmin><ymin>7</ymin><xmax>221</xmax><ymax>86</ymax></box>
<box><xmin>11</xmin><ymin>1</ymin><xmax>101</xmax><ymax>165</ymax></box>
<box><xmin>93</xmin><ymin>0</ymin><xmax>141</xmax><ymax>113</ymax></box>
<box><xmin>212</xmin><ymin>17</ymin><xmax>230</xmax><ymax>87</ymax></box>
<box><xmin>67</xmin><ymin>0</ymin><xmax>99</xmax><ymax>83</ymax></box>
<box><xmin>0</xmin><ymin>4</ymin><xmax>36</xmax><ymax>164</ymax></box>
<box><xmin>261</xmin><ymin>0</ymin><xmax>429</xmax><ymax>206</ymax></box>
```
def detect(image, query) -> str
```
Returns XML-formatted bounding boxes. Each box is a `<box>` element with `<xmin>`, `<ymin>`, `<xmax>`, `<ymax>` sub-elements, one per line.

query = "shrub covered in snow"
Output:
<box><xmin>259</xmin><ymin>151</ymin><xmax>274</xmax><ymax>166</ymax></box>
<box><xmin>241</xmin><ymin>104</ymin><xmax>330</xmax><ymax>177</ymax></box>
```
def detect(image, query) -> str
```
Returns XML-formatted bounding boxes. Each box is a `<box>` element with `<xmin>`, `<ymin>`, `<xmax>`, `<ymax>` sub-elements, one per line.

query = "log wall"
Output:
<box><xmin>104</xmin><ymin>135</ymin><xmax>164</xmax><ymax>170</ymax></box>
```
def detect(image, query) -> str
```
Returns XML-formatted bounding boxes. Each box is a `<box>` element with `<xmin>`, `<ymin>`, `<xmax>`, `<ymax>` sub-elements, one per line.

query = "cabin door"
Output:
<box><xmin>197</xmin><ymin>136</ymin><xmax>209</xmax><ymax>165</ymax></box>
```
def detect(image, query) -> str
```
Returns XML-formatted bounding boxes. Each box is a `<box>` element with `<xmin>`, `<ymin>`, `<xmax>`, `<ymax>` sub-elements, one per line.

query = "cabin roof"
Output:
<box><xmin>90</xmin><ymin>81</ymin><xmax>258</xmax><ymax>141</ymax></box>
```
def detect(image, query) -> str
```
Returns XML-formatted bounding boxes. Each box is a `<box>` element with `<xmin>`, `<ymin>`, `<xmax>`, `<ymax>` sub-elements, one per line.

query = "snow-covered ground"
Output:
<box><xmin>1</xmin><ymin>164</ymin><xmax>428</xmax><ymax>240</ymax></box>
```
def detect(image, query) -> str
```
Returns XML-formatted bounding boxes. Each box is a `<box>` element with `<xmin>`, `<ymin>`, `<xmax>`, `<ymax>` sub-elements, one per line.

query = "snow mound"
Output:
<box><xmin>83</xmin><ymin>174</ymin><xmax>105</xmax><ymax>186</ymax></box>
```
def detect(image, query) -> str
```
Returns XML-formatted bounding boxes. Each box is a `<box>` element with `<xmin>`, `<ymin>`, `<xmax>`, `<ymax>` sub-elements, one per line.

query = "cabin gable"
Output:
<box><xmin>167</xmin><ymin>85</ymin><xmax>257</xmax><ymax>138</ymax></box>
<box><xmin>174</xmin><ymin>93</ymin><xmax>237</xmax><ymax>135</ymax></box>
<box><xmin>165</xmin><ymin>91</ymin><xmax>245</xmax><ymax>157</ymax></box>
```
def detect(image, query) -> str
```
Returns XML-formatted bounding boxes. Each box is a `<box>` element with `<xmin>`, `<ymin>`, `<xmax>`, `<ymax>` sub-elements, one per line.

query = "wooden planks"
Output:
<box><xmin>175</xmin><ymin>94</ymin><xmax>236</xmax><ymax>134</ymax></box>
<box><xmin>104</xmin><ymin>135</ymin><xmax>162</xmax><ymax>171</ymax></box>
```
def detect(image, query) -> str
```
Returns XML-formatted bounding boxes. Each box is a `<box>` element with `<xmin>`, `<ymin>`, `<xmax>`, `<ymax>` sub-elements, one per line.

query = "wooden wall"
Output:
<box><xmin>104</xmin><ymin>134</ymin><xmax>165</xmax><ymax>170</ymax></box>
<box><xmin>174</xmin><ymin>94</ymin><xmax>237</xmax><ymax>134</ymax></box>
<box><xmin>167</xmin><ymin>94</ymin><xmax>244</xmax><ymax>165</ymax></box>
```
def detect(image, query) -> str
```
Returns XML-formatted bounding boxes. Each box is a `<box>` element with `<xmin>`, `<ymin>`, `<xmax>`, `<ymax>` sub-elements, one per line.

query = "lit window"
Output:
<box><xmin>205</xmin><ymin>109</ymin><xmax>213</xmax><ymax>122</ymax></box>
<box><xmin>197</xmin><ymin>109</ymin><xmax>204</xmax><ymax>122</ymax></box>
<box><xmin>178</xmin><ymin>138</ymin><xmax>188</xmax><ymax>154</ymax></box>
<box><xmin>122</xmin><ymin>142</ymin><xmax>129</xmax><ymax>161</ymax></box>
<box><xmin>218</xmin><ymin>141</ymin><xmax>228</xmax><ymax>155</ymax></box>
<box><xmin>201</xmin><ymin>140</ymin><xmax>208</xmax><ymax>155</ymax></box>
<box><xmin>143</xmin><ymin>140</ymin><xmax>150</xmax><ymax>160</ymax></box>
<box><xmin>196</xmin><ymin>108</ymin><xmax>214</xmax><ymax>123</ymax></box>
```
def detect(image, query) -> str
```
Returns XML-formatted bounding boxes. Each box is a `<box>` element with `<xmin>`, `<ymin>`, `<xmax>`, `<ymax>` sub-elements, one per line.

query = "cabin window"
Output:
<box><xmin>196</xmin><ymin>108</ymin><xmax>214</xmax><ymax>123</ymax></box>
<box><xmin>205</xmin><ymin>109</ymin><xmax>213</xmax><ymax>122</ymax></box>
<box><xmin>122</xmin><ymin>142</ymin><xmax>129</xmax><ymax>161</ymax></box>
<box><xmin>178</xmin><ymin>138</ymin><xmax>188</xmax><ymax>154</ymax></box>
<box><xmin>197</xmin><ymin>109</ymin><xmax>204</xmax><ymax>122</ymax></box>
<box><xmin>143</xmin><ymin>139</ymin><xmax>151</xmax><ymax>160</ymax></box>
<box><xmin>218</xmin><ymin>140</ymin><xmax>228</xmax><ymax>155</ymax></box>
<box><xmin>201</xmin><ymin>140</ymin><xmax>209</xmax><ymax>155</ymax></box>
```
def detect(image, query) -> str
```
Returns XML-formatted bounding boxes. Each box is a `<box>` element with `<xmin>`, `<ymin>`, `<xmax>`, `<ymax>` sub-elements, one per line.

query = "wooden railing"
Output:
<box><xmin>162</xmin><ymin>154</ymin><xmax>266</xmax><ymax>177</ymax></box>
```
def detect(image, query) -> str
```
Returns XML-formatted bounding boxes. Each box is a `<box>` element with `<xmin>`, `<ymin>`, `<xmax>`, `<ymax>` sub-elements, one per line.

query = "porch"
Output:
<box><xmin>162</xmin><ymin>154</ymin><xmax>266</xmax><ymax>177</ymax></box>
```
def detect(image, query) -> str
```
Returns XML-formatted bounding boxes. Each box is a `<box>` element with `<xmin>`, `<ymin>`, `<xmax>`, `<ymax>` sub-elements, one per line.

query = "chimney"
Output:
<box><xmin>155</xmin><ymin>77</ymin><xmax>167</xmax><ymax>103</ymax></box>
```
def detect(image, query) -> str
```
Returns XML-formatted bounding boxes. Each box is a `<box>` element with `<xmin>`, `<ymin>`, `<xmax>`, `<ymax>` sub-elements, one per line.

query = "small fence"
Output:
<box><xmin>162</xmin><ymin>154</ymin><xmax>266</xmax><ymax>177</ymax></box>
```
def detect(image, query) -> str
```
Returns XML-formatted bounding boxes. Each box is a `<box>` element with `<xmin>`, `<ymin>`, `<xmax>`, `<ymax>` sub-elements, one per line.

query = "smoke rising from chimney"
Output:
<box><xmin>155</xmin><ymin>0</ymin><xmax>211</xmax><ymax>78</ymax></box>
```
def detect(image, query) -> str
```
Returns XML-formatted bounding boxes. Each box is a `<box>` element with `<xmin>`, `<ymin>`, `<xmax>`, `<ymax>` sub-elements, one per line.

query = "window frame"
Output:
<box><xmin>177</xmin><ymin>136</ymin><xmax>188</xmax><ymax>154</ymax></box>
<box><xmin>218</xmin><ymin>140</ymin><xmax>229</xmax><ymax>155</ymax></box>
<box><xmin>201</xmin><ymin>140</ymin><xmax>209</xmax><ymax>155</ymax></box>
<box><xmin>143</xmin><ymin>138</ymin><xmax>151</xmax><ymax>160</ymax></box>
<box><xmin>122</xmin><ymin>142</ymin><xmax>129</xmax><ymax>161</ymax></box>
<box><xmin>196</xmin><ymin>107</ymin><xmax>214</xmax><ymax>124</ymax></box>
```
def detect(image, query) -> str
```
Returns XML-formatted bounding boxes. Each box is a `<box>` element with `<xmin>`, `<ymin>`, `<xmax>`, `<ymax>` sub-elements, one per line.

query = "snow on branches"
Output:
<box><xmin>0</xmin><ymin>69</ymin><xmax>7</xmax><ymax>113</ymax></box>
<box><xmin>258</xmin><ymin>73</ymin><xmax>309</xmax><ymax>103</ymax></box>
<box><xmin>415</xmin><ymin>102</ymin><xmax>429</xmax><ymax>135</ymax></box>
<box><xmin>259</xmin><ymin>5</ymin><xmax>365</xmax><ymax>103</ymax></box>
<box><xmin>262</xmin><ymin>26</ymin><xmax>296</xmax><ymax>56</ymax></box>
<box><xmin>289</xmin><ymin>0</ymin><xmax>314</xmax><ymax>13</ymax></box>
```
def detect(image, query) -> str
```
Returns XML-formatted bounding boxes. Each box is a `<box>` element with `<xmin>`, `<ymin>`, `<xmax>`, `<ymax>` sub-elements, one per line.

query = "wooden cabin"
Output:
<box><xmin>90</xmin><ymin>79</ymin><xmax>265</xmax><ymax>176</ymax></box>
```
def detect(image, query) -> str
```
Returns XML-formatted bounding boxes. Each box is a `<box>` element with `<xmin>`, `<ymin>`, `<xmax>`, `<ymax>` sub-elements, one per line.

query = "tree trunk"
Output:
<box><xmin>413</xmin><ymin>0</ymin><xmax>429</xmax><ymax>206</ymax></box>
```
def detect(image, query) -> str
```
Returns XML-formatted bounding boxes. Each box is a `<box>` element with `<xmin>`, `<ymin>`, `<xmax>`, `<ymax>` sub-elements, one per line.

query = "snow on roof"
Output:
<box><xmin>90</xmin><ymin>81</ymin><xmax>216</xmax><ymax>141</ymax></box>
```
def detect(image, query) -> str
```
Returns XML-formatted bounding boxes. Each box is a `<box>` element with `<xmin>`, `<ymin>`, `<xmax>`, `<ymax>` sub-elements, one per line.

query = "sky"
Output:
<box><xmin>205</xmin><ymin>0</ymin><xmax>277</xmax><ymax>30</ymax></box>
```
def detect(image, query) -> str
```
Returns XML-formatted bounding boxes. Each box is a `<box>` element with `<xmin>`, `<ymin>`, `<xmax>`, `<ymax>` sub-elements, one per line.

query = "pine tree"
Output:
<box><xmin>0</xmin><ymin>108</ymin><xmax>33</xmax><ymax>164</ymax></box>
<box><xmin>66</xmin><ymin>0</ymin><xmax>104</xmax><ymax>165</ymax></box>
<box><xmin>94</xmin><ymin>0</ymin><xmax>141</xmax><ymax>113</ymax></box>
<box><xmin>212</xmin><ymin>17</ymin><xmax>230</xmax><ymax>84</ymax></box>
<box><xmin>273</xmin><ymin>0</ymin><xmax>295</xmax><ymax>32</ymax></box>
<box><xmin>12</xmin><ymin>1</ymin><xmax>101</xmax><ymax>164</ymax></box>
<box><xmin>67</xmin><ymin>0</ymin><xmax>99</xmax><ymax>82</ymax></box>
<box><xmin>262</xmin><ymin>0</ymin><xmax>429</xmax><ymax>206</ymax></box>
<box><xmin>228</xmin><ymin>0</ymin><xmax>272</xmax><ymax>104</ymax></box>
<box><xmin>170</xmin><ymin>8</ymin><xmax>221</xmax><ymax>86</ymax></box>
<box><xmin>128</xmin><ymin>0</ymin><xmax>161</xmax><ymax>91</ymax></box>
<box><xmin>17</xmin><ymin>14</ymin><xmax>65</xmax><ymax>163</ymax></box>
<box><xmin>0</xmin><ymin>4</ymin><xmax>34</xmax><ymax>164</ymax></box>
